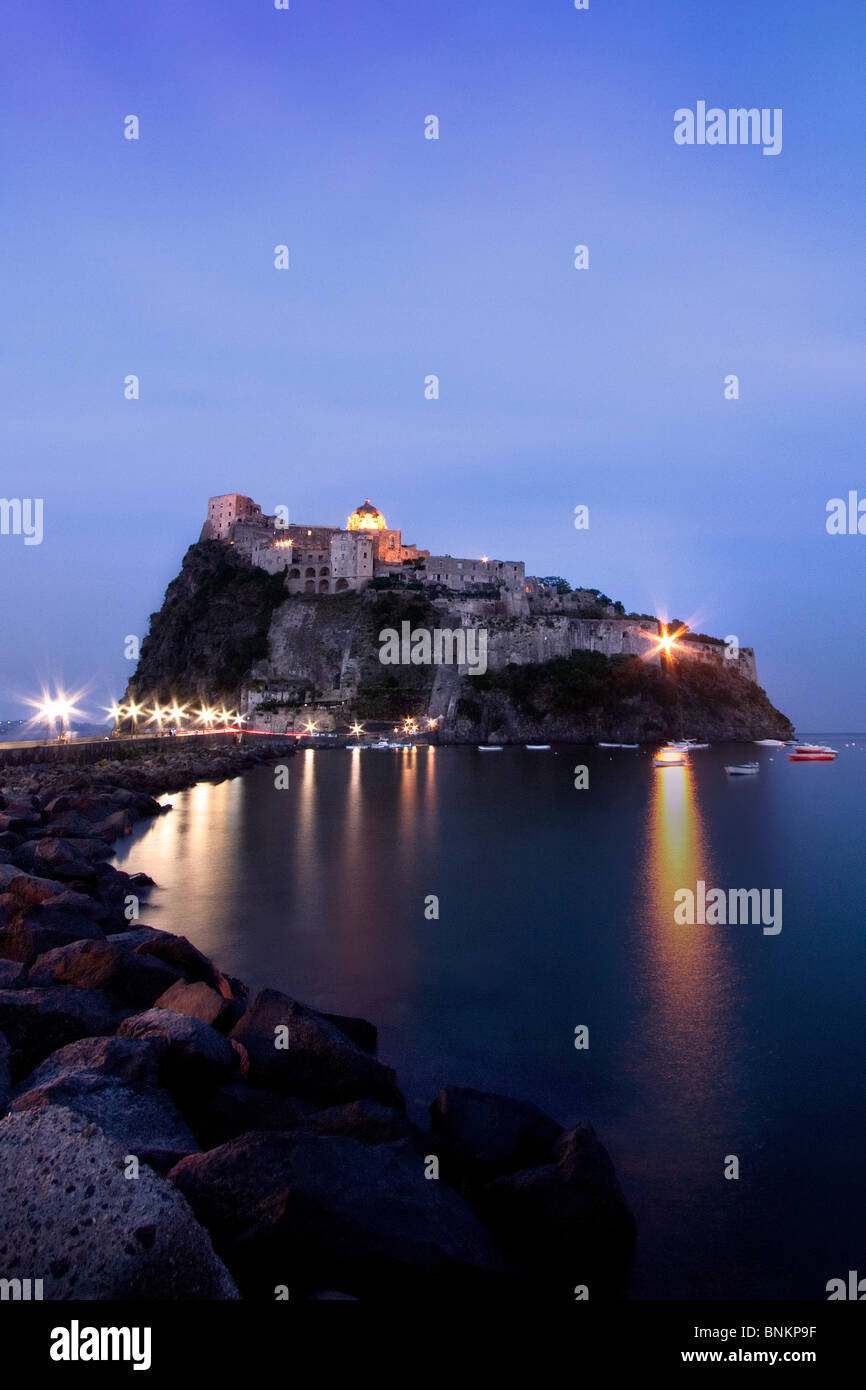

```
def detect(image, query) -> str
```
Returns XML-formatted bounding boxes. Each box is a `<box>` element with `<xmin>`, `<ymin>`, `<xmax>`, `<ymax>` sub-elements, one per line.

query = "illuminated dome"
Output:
<box><xmin>347</xmin><ymin>499</ymin><xmax>387</xmax><ymax>531</ymax></box>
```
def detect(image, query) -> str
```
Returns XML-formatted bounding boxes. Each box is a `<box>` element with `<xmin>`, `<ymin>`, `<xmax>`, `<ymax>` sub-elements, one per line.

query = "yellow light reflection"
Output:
<box><xmin>638</xmin><ymin>762</ymin><xmax>739</xmax><ymax>1141</ymax></box>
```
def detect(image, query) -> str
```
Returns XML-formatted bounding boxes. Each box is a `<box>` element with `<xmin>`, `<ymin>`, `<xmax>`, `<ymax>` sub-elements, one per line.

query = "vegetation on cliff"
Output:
<box><xmin>457</xmin><ymin>651</ymin><xmax>794</xmax><ymax>742</ymax></box>
<box><xmin>125</xmin><ymin>543</ymin><xmax>288</xmax><ymax>707</ymax></box>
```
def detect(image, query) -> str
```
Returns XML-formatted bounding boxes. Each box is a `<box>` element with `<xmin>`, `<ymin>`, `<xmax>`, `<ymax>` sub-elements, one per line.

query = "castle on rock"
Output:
<box><xmin>200</xmin><ymin>492</ymin><xmax>526</xmax><ymax>605</ymax></box>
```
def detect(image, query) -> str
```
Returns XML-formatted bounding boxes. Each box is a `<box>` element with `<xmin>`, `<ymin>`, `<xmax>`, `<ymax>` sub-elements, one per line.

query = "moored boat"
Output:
<box><xmin>725</xmin><ymin>762</ymin><xmax>759</xmax><ymax>776</ymax></box>
<box><xmin>653</xmin><ymin>746</ymin><xmax>687</xmax><ymax>767</ymax></box>
<box><xmin>788</xmin><ymin>745</ymin><xmax>837</xmax><ymax>761</ymax></box>
<box><xmin>478</xmin><ymin>745</ymin><xmax>503</xmax><ymax>751</ymax></box>
<box><xmin>525</xmin><ymin>744</ymin><xmax>551</xmax><ymax>749</ymax></box>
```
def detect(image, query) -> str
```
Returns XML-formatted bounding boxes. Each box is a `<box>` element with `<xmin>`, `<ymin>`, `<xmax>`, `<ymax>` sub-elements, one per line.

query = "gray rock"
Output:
<box><xmin>27</xmin><ymin>938</ymin><xmax>181</xmax><ymax>1007</ymax></box>
<box><xmin>230</xmin><ymin>989</ymin><xmax>404</xmax><ymax>1109</ymax></box>
<box><xmin>117</xmin><ymin>1008</ymin><xmax>238</xmax><ymax>1094</ymax></box>
<box><xmin>10</xmin><ymin>838</ymin><xmax>97</xmax><ymax>885</ymax></box>
<box><xmin>14</xmin><ymin>1035</ymin><xmax>166</xmax><ymax>1092</ymax></box>
<box><xmin>478</xmin><ymin>1121</ymin><xmax>636</xmax><ymax>1297</ymax></box>
<box><xmin>132</xmin><ymin>933</ymin><xmax>226</xmax><ymax>992</ymax></box>
<box><xmin>0</xmin><ymin>1106</ymin><xmax>238</xmax><ymax>1297</ymax></box>
<box><xmin>0</xmin><ymin>986</ymin><xmax>130</xmax><ymax>1081</ymax></box>
<box><xmin>12</xmin><ymin>1072</ymin><xmax>198</xmax><ymax>1174</ymax></box>
<box><xmin>170</xmin><ymin>1131</ymin><xmax>507</xmax><ymax>1298</ymax></box>
<box><xmin>430</xmin><ymin>1085</ymin><xmax>564</xmax><ymax>1181</ymax></box>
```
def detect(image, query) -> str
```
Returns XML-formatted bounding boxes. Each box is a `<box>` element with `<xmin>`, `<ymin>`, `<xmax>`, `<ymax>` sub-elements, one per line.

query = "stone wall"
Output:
<box><xmin>0</xmin><ymin>731</ymin><xmax>255</xmax><ymax>770</ymax></box>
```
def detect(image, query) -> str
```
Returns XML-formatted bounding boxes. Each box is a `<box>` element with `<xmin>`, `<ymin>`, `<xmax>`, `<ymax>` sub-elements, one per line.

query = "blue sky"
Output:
<box><xmin>1</xmin><ymin>0</ymin><xmax>864</xmax><ymax>726</ymax></box>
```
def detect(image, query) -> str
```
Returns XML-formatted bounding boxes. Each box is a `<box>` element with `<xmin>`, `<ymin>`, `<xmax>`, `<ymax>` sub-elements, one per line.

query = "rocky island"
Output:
<box><xmin>118</xmin><ymin>492</ymin><xmax>793</xmax><ymax>744</ymax></box>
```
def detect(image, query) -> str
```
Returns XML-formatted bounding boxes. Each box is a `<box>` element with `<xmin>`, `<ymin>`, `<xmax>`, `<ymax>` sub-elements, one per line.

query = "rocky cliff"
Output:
<box><xmin>124</xmin><ymin>543</ymin><xmax>793</xmax><ymax>741</ymax></box>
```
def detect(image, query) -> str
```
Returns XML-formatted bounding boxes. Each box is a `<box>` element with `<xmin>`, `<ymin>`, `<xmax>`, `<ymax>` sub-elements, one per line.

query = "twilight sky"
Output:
<box><xmin>1</xmin><ymin>0</ymin><xmax>864</xmax><ymax>727</ymax></box>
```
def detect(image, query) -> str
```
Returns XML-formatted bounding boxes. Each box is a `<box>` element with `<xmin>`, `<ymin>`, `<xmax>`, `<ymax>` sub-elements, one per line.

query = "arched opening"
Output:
<box><xmin>304</xmin><ymin>580</ymin><xmax>315</xmax><ymax>593</ymax></box>
<box><xmin>335</xmin><ymin>578</ymin><xmax>349</xmax><ymax>591</ymax></box>
<box><xmin>289</xmin><ymin>567</ymin><xmax>300</xmax><ymax>579</ymax></box>
<box><xmin>319</xmin><ymin>566</ymin><xmax>329</xmax><ymax>577</ymax></box>
<box><xmin>318</xmin><ymin>579</ymin><xmax>329</xmax><ymax>593</ymax></box>
<box><xmin>305</xmin><ymin>567</ymin><xmax>316</xmax><ymax>578</ymax></box>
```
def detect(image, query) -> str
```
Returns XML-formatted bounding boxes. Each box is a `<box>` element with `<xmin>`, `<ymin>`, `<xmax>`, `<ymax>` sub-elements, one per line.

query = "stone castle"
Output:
<box><xmin>199</xmin><ymin>493</ymin><xmax>758</xmax><ymax>691</ymax></box>
<box><xmin>200</xmin><ymin>492</ymin><xmax>527</xmax><ymax>611</ymax></box>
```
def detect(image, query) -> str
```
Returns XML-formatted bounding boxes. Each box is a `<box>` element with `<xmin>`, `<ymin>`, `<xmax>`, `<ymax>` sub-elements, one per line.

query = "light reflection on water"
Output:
<box><xmin>113</xmin><ymin>743</ymin><xmax>866</xmax><ymax>1299</ymax></box>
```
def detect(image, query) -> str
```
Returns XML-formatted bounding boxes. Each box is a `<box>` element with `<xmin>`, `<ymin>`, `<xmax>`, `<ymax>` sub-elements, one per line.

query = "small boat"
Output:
<box><xmin>526</xmin><ymin>744</ymin><xmax>551</xmax><ymax>749</ymax></box>
<box><xmin>788</xmin><ymin>746</ymin><xmax>837</xmax><ymax>761</ymax></box>
<box><xmin>598</xmin><ymin>742</ymin><xmax>619</xmax><ymax>748</ymax></box>
<box><xmin>682</xmin><ymin>740</ymin><xmax>709</xmax><ymax>750</ymax></box>
<box><xmin>725</xmin><ymin>762</ymin><xmax>759</xmax><ymax>775</ymax></box>
<box><xmin>370</xmin><ymin>739</ymin><xmax>390</xmax><ymax>749</ymax></box>
<box><xmin>599</xmin><ymin>742</ymin><xmax>638</xmax><ymax>749</ymax></box>
<box><xmin>653</xmin><ymin>746</ymin><xmax>687</xmax><ymax>767</ymax></box>
<box><xmin>754</xmin><ymin>739</ymin><xmax>786</xmax><ymax>747</ymax></box>
<box><xmin>478</xmin><ymin>745</ymin><xmax>503</xmax><ymax>751</ymax></box>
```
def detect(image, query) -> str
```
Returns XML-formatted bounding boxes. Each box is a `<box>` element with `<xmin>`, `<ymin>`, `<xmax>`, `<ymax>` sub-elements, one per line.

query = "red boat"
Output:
<box><xmin>788</xmin><ymin>744</ymin><xmax>837</xmax><ymax>762</ymax></box>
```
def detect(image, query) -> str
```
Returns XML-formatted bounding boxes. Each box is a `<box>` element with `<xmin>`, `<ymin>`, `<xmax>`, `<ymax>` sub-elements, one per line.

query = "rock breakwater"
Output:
<box><xmin>0</xmin><ymin>740</ymin><xmax>635</xmax><ymax>1301</ymax></box>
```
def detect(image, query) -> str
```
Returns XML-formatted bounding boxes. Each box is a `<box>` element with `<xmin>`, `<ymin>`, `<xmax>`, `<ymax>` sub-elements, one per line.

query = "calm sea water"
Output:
<box><xmin>113</xmin><ymin>737</ymin><xmax>866</xmax><ymax>1300</ymax></box>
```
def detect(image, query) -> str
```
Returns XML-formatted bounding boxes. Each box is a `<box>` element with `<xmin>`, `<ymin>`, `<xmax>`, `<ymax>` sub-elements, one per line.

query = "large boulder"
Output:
<box><xmin>0</xmin><ymin>1106</ymin><xmax>238</xmax><ymax>1297</ymax></box>
<box><xmin>27</xmin><ymin>938</ymin><xmax>182</xmax><ymax>1007</ymax></box>
<box><xmin>430</xmin><ymin>1085</ymin><xmax>564</xmax><ymax>1182</ymax></box>
<box><xmin>117</xmin><ymin>1008</ymin><xmax>239</xmax><ymax>1095</ymax></box>
<box><xmin>15</xmin><ymin>1035</ymin><xmax>166</xmax><ymax>1091</ymax></box>
<box><xmin>132</xmin><ymin>933</ymin><xmax>227</xmax><ymax>993</ymax></box>
<box><xmin>28</xmin><ymin>939</ymin><xmax>125</xmax><ymax>991</ymax></box>
<box><xmin>0</xmin><ymin>986</ymin><xmax>130</xmax><ymax>1080</ymax></box>
<box><xmin>477</xmin><ymin>1121</ymin><xmax>636</xmax><ymax>1298</ymax></box>
<box><xmin>2</xmin><ymin>872</ymin><xmax>66</xmax><ymax>907</ymax></box>
<box><xmin>170</xmin><ymin>1132</ymin><xmax>507</xmax><ymax>1298</ymax></box>
<box><xmin>0</xmin><ymin>800</ymin><xmax>41</xmax><ymax>831</ymax></box>
<box><xmin>11</xmin><ymin>1071</ymin><xmax>198</xmax><ymax>1174</ymax></box>
<box><xmin>229</xmin><ymin>989</ymin><xmax>404</xmax><ymax>1109</ymax></box>
<box><xmin>0</xmin><ymin>915</ymin><xmax>105</xmax><ymax>966</ymax></box>
<box><xmin>153</xmin><ymin>979</ymin><xmax>241</xmax><ymax>1033</ymax></box>
<box><xmin>10</xmin><ymin>837</ymin><xmax>98</xmax><ymax>885</ymax></box>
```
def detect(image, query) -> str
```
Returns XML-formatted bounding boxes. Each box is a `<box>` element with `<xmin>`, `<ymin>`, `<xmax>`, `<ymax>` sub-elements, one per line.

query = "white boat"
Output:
<box><xmin>754</xmin><ymin>739</ymin><xmax>786</xmax><ymax>747</ymax></box>
<box><xmin>725</xmin><ymin>762</ymin><xmax>759</xmax><ymax>775</ymax></box>
<box><xmin>370</xmin><ymin>739</ymin><xmax>390</xmax><ymax>749</ymax></box>
<box><xmin>478</xmin><ymin>745</ymin><xmax>503</xmax><ymax>751</ymax></box>
<box><xmin>526</xmin><ymin>744</ymin><xmax>551</xmax><ymax>749</ymax></box>
<box><xmin>682</xmin><ymin>739</ymin><xmax>709</xmax><ymax>749</ymax></box>
<box><xmin>599</xmin><ymin>742</ymin><xmax>639</xmax><ymax>748</ymax></box>
<box><xmin>653</xmin><ymin>746</ymin><xmax>687</xmax><ymax>767</ymax></box>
